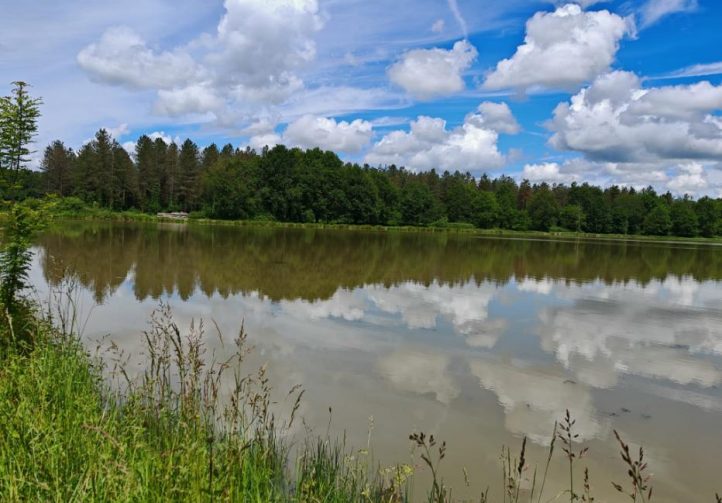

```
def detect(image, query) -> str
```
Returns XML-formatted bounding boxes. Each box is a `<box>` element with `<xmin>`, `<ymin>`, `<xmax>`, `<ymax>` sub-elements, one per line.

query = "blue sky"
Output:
<box><xmin>2</xmin><ymin>0</ymin><xmax>722</xmax><ymax>195</ymax></box>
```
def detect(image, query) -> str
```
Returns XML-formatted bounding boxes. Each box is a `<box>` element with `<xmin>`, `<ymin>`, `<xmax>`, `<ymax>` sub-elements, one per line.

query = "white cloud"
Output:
<box><xmin>282</xmin><ymin>115</ymin><xmax>373</xmax><ymax>153</ymax></box>
<box><xmin>147</xmin><ymin>131</ymin><xmax>180</xmax><ymax>145</ymax></box>
<box><xmin>247</xmin><ymin>114</ymin><xmax>374</xmax><ymax>153</ymax></box>
<box><xmin>470</xmin><ymin>102</ymin><xmax>520</xmax><ymax>134</ymax></box>
<box><xmin>106</xmin><ymin>123</ymin><xmax>130</xmax><ymax>139</ymax></box>
<box><xmin>79</xmin><ymin>0</ymin><xmax>324</xmax><ymax>123</ymax></box>
<box><xmin>665</xmin><ymin>61</ymin><xmax>722</xmax><ymax>79</ymax></box>
<box><xmin>484</xmin><ymin>4</ymin><xmax>632</xmax><ymax>92</ymax></box>
<box><xmin>521</xmin><ymin>162</ymin><xmax>579</xmax><ymax>184</ymax></box>
<box><xmin>280</xmin><ymin>86</ymin><xmax>407</xmax><ymax>122</ymax></box>
<box><xmin>446</xmin><ymin>0</ymin><xmax>468</xmax><ymax>37</ymax></box>
<box><xmin>667</xmin><ymin>162</ymin><xmax>708</xmax><ymax>194</ymax></box>
<box><xmin>431</xmin><ymin>19</ymin><xmax>445</xmax><ymax>33</ymax></box>
<box><xmin>77</xmin><ymin>26</ymin><xmax>202</xmax><ymax>90</ymax></box>
<box><xmin>549</xmin><ymin>71</ymin><xmax>722</xmax><ymax>163</ymax></box>
<box><xmin>365</xmin><ymin>102</ymin><xmax>518</xmax><ymax>173</ymax></box>
<box><xmin>388</xmin><ymin>40</ymin><xmax>478</xmax><ymax>100</ymax></box>
<box><xmin>119</xmin><ymin>131</ymin><xmax>180</xmax><ymax>155</ymax></box>
<box><xmin>517</xmin><ymin>157</ymin><xmax>720</xmax><ymax>197</ymax></box>
<box><xmin>248</xmin><ymin>132</ymin><xmax>282</xmax><ymax>151</ymax></box>
<box><xmin>639</xmin><ymin>0</ymin><xmax>697</xmax><ymax>28</ymax></box>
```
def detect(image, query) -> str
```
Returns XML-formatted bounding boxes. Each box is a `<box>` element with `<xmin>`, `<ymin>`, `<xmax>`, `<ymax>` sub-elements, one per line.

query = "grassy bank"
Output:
<box><xmin>0</xmin><ymin>308</ymin><xmax>407</xmax><ymax>502</ymax></box>
<box><xmin>15</xmin><ymin>196</ymin><xmax>722</xmax><ymax>246</ymax></box>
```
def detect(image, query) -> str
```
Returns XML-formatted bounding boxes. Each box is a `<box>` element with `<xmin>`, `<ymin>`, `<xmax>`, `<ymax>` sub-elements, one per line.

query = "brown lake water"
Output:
<box><xmin>30</xmin><ymin>222</ymin><xmax>722</xmax><ymax>501</ymax></box>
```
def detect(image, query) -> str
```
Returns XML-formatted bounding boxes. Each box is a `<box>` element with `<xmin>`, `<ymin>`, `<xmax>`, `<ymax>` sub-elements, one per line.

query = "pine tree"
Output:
<box><xmin>41</xmin><ymin>140</ymin><xmax>75</xmax><ymax>196</ymax></box>
<box><xmin>113</xmin><ymin>144</ymin><xmax>137</xmax><ymax>210</ymax></box>
<box><xmin>179</xmin><ymin>139</ymin><xmax>200</xmax><ymax>212</ymax></box>
<box><xmin>73</xmin><ymin>143</ymin><xmax>97</xmax><ymax>202</ymax></box>
<box><xmin>0</xmin><ymin>81</ymin><xmax>42</xmax><ymax>197</ymax></box>
<box><xmin>94</xmin><ymin>129</ymin><xmax>116</xmax><ymax>208</ymax></box>
<box><xmin>163</xmin><ymin>142</ymin><xmax>179</xmax><ymax>210</ymax></box>
<box><xmin>136</xmin><ymin>135</ymin><xmax>156</xmax><ymax>211</ymax></box>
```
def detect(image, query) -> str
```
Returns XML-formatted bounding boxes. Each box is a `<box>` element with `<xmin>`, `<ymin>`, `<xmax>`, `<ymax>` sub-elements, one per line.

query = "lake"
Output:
<box><xmin>30</xmin><ymin>221</ymin><xmax>722</xmax><ymax>501</ymax></box>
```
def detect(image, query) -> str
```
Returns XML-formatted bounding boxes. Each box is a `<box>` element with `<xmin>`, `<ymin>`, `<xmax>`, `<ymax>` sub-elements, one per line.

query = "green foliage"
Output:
<box><xmin>400</xmin><ymin>181</ymin><xmax>441</xmax><ymax>226</ymax></box>
<box><xmin>0</xmin><ymin>203</ymin><xmax>44</xmax><ymax>350</ymax></box>
<box><xmin>642</xmin><ymin>205</ymin><xmax>672</xmax><ymax>236</ymax></box>
<box><xmin>671</xmin><ymin>199</ymin><xmax>699</xmax><ymax>237</ymax></box>
<box><xmin>201</xmin><ymin>157</ymin><xmax>257</xmax><ymax>220</ymax></box>
<box><xmin>0</xmin><ymin>82</ymin><xmax>42</xmax><ymax>173</ymax></box>
<box><xmin>41</xmin><ymin>140</ymin><xmax>75</xmax><ymax>196</ymax></box>
<box><xmin>0</xmin><ymin>204</ymin><xmax>38</xmax><ymax>307</ymax></box>
<box><xmin>472</xmin><ymin>190</ymin><xmax>499</xmax><ymax>229</ymax></box>
<box><xmin>695</xmin><ymin>197</ymin><xmax>720</xmax><ymax>237</ymax></box>
<box><xmin>528</xmin><ymin>185</ymin><xmax>559</xmax><ymax>231</ymax></box>
<box><xmin>559</xmin><ymin>204</ymin><xmax>586</xmax><ymax>232</ymax></box>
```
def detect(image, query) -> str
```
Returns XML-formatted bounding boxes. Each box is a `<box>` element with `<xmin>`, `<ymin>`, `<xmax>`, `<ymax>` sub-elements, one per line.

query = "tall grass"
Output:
<box><xmin>0</xmin><ymin>301</ymin><xmax>409</xmax><ymax>502</ymax></box>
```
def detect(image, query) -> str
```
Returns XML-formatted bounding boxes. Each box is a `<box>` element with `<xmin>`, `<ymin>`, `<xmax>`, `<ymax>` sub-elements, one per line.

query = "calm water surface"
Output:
<box><xmin>30</xmin><ymin>222</ymin><xmax>722</xmax><ymax>501</ymax></box>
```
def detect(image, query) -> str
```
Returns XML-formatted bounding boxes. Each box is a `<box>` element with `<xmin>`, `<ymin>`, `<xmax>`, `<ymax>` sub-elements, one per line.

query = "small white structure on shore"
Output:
<box><xmin>157</xmin><ymin>212</ymin><xmax>189</xmax><ymax>221</ymax></box>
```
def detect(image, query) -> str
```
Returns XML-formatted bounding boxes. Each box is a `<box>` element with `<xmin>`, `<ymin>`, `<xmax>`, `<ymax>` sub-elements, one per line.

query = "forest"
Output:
<box><xmin>4</xmin><ymin>126</ymin><xmax>719</xmax><ymax>237</ymax></box>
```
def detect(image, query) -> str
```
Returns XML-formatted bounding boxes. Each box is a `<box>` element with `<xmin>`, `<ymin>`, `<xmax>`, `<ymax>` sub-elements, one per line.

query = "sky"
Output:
<box><xmin>2</xmin><ymin>0</ymin><xmax>722</xmax><ymax>196</ymax></box>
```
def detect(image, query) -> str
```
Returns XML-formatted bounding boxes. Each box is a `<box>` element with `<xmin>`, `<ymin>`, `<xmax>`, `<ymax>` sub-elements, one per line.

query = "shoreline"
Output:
<box><xmin>49</xmin><ymin>210</ymin><xmax>722</xmax><ymax>246</ymax></box>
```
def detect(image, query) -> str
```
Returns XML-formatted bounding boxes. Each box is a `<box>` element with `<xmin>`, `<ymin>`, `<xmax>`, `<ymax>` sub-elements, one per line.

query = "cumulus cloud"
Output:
<box><xmin>667</xmin><ymin>162</ymin><xmax>708</xmax><ymax>193</ymax></box>
<box><xmin>549</xmin><ymin>71</ymin><xmax>722</xmax><ymax>163</ymax></box>
<box><xmin>106</xmin><ymin>123</ymin><xmax>130</xmax><ymax>139</ymax></box>
<box><xmin>79</xmin><ymin>0</ymin><xmax>324</xmax><ymax>123</ymax></box>
<box><xmin>388</xmin><ymin>40</ymin><xmax>477</xmax><ymax>100</ymax></box>
<box><xmin>483</xmin><ymin>4</ymin><xmax>632</xmax><ymax>92</ymax></box>
<box><xmin>77</xmin><ymin>26</ymin><xmax>202</xmax><ymax>90</ymax></box>
<box><xmin>283</xmin><ymin>115</ymin><xmax>373</xmax><ymax>153</ymax></box>
<box><xmin>639</xmin><ymin>0</ymin><xmax>697</xmax><ymax>28</ymax></box>
<box><xmin>248</xmin><ymin>115</ymin><xmax>374</xmax><ymax>153</ymax></box>
<box><xmin>519</xmin><ymin>157</ymin><xmax>719</xmax><ymax>196</ymax></box>
<box><xmin>521</xmin><ymin>163</ymin><xmax>573</xmax><ymax>184</ymax></box>
<box><xmin>471</xmin><ymin>102</ymin><xmax>521</xmax><ymax>134</ymax></box>
<box><xmin>365</xmin><ymin>102</ymin><xmax>518</xmax><ymax>173</ymax></box>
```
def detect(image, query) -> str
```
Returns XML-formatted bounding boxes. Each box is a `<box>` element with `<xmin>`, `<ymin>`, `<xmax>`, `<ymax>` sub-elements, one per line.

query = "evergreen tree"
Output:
<box><xmin>94</xmin><ymin>129</ymin><xmax>117</xmax><ymax>209</ymax></box>
<box><xmin>0</xmin><ymin>82</ymin><xmax>42</xmax><ymax>196</ymax></box>
<box><xmin>41</xmin><ymin>140</ymin><xmax>75</xmax><ymax>196</ymax></box>
<box><xmin>136</xmin><ymin>135</ymin><xmax>158</xmax><ymax>211</ymax></box>
<box><xmin>163</xmin><ymin>143</ymin><xmax>180</xmax><ymax>209</ymax></box>
<box><xmin>178</xmin><ymin>139</ymin><xmax>200</xmax><ymax>212</ymax></box>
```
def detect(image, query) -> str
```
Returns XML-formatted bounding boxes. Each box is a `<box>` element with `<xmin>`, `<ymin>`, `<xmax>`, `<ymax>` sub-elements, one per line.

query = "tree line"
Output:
<box><xmin>35</xmin><ymin>128</ymin><xmax>721</xmax><ymax>237</ymax></box>
<box><xmin>1</xmin><ymin>78</ymin><xmax>719</xmax><ymax>238</ymax></box>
